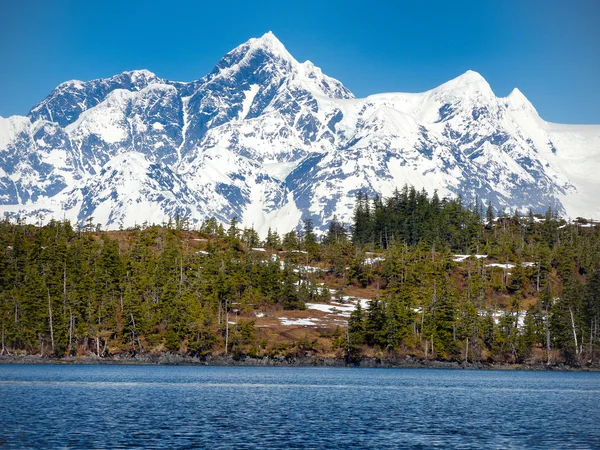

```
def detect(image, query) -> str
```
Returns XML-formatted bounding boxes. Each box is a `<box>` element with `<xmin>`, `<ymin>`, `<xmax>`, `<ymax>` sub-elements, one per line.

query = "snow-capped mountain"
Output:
<box><xmin>1</xmin><ymin>32</ymin><xmax>599</xmax><ymax>234</ymax></box>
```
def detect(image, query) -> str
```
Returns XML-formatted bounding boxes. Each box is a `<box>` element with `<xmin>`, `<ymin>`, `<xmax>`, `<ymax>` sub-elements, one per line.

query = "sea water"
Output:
<box><xmin>0</xmin><ymin>365</ymin><xmax>599</xmax><ymax>448</ymax></box>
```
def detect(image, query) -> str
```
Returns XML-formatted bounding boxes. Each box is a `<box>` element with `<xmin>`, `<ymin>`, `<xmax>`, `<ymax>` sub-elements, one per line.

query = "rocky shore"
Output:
<box><xmin>1</xmin><ymin>354</ymin><xmax>598</xmax><ymax>371</ymax></box>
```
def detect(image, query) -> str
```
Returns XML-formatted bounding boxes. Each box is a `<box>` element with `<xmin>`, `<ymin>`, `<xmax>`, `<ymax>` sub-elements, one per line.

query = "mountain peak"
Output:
<box><xmin>505</xmin><ymin>87</ymin><xmax>537</xmax><ymax>114</ymax></box>
<box><xmin>210</xmin><ymin>32</ymin><xmax>297</xmax><ymax>80</ymax></box>
<box><xmin>233</xmin><ymin>31</ymin><xmax>296</xmax><ymax>64</ymax></box>
<box><xmin>450</xmin><ymin>70</ymin><xmax>490</xmax><ymax>89</ymax></box>
<box><xmin>248</xmin><ymin>32</ymin><xmax>288</xmax><ymax>55</ymax></box>
<box><xmin>205</xmin><ymin>32</ymin><xmax>353</xmax><ymax>99</ymax></box>
<box><xmin>28</xmin><ymin>67</ymin><xmax>162</xmax><ymax>127</ymax></box>
<box><xmin>507</xmin><ymin>87</ymin><xmax>528</xmax><ymax>105</ymax></box>
<box><xmin>458</xmin><ymin>69</ymin><xmax>485</xmax><ymax>81</ymax></box>
<box><xmin>120</xmin><ymin>69</ymin><xmax>159</xmax><ymax>82</ymax></box>
<box><xmin>244</xmin><ymin>32</ymin><xmax>297</xmax><ymax>67</ymax></box>
<box><xmin>434</xmin><ymin>69</ymin><xmax>495</xmax><ymax>99</ymax></box>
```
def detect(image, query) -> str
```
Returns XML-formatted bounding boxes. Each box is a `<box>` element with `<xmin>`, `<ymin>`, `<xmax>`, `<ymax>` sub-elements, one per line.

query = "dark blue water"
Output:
<box><xmin>0</xmin><ymin>365</ymin><xmax>599</xmax><ymax>449</ymax></box>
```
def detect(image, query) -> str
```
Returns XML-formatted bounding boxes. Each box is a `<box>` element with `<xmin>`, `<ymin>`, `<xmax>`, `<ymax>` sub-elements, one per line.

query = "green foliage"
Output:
<box><xmin>0</xmin><ymin>184</ymin><xmax>599</xmax><ymax>366</ymax></box>
<box><xmin>351</xmin><ymin>185</ymin><xmax>482</xmax><ymax>251</ymax></box>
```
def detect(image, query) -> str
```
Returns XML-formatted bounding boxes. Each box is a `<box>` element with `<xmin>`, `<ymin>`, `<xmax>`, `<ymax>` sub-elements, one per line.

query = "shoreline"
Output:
<box><xmin>1</xmin><ymin>354</ymin><xmax>598</xmax><ymax>371</ymax></box>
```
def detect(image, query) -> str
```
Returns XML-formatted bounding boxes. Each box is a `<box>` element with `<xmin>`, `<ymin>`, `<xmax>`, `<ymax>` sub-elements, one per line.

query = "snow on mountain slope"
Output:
<box><xmin>65</xmin><ymin>83</ymin><xmax>184</xmax><ymax>171</ymax></box>
<box><xmin>544</xmin><ymin>123</ymin><xmax>600</xmax><ymax>219</ymax></box>
<box><xmin>0</xmin><ymin>115</ymin><xmax>79</xmax><ymax>205</ymax></box>
<box><xmin>58</xmin><ymin>151</ymin><xmax>199</xmax><ymax>228</ymax></box>
<box><xmin>0</xmin><ymin>32</ymin><xmax>598</xmax><ymax>233</ymax></box>
<box><xmin>285</xmin><ymin>70</ymin><xmax>575</xmax><ymax>227</ymax></box>
<box><xmin>29</xmin><ymin>70</ymin><xmax>162</xmax><ymax>127</ymax></box>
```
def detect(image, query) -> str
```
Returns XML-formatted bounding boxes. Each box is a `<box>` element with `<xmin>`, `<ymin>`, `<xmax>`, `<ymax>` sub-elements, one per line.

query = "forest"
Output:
<box><xmin>0</xmin><ymin>185</ymin><xmax>599</xmax><ymax>366</ymax></box>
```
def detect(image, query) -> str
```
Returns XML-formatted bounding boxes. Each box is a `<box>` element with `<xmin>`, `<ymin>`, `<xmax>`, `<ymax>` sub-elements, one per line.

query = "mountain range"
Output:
<box><xmin>1</xmin><ymin>32</ymin><xmax>599</xmax><ymax>234</ymax></box>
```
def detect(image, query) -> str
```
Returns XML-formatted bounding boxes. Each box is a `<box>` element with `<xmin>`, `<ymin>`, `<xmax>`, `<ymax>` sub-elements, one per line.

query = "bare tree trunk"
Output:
<box><xmin>545</xmin><ymin>304</ymin><xmax>551</xmax><ymax>365</ymax></box>
<box><xmin>63</xmin><ymin>265</ymin><xmax>67</xmax><ymax>316</ymax></box>
<box><xmin>420</xmin><ymin>310</ymin><xmax>425</xmax><ymax>345</ymax></box>
<box><xmin>68</xmin><ymin>308</ymin><xmax>74</xmax><ymax>351</ymax></box>
<box><xmin>217</xmin><ymin>300</ymin><xmax>221</xmax><ymax>329</ymax></box>
<box><xmin>592</xmin><ymin>320</ymin><xmax>594</xmax><ymax>362</ymax></box>
<box><xmin>464</xmin><ymin>337</ymin><xmax>469</xmax><ymax>363</ymax></box>
<box><xmin>179</xmin><ymin>256</ymin><xmax>183</xmax><ymax>293</ymax></box>
<box><xmin>130</xmin><ymin>312</ymin><xmax>143</xmax><ymax>353</ymax></box>
<box><xmin>467</xmin><ymin>266</ymin><xmax>471</xmax><ymax>302</ymax></box>
<box><xmin>225</xmin><ymin>301</ymin><xmax>229</xmax><ymax>356</ymax></box>
<box><xmin>1</xmin><ymin>324</ymin><xmax>10</xmax><ymax>355</ymax></box>
<box><xmin>47</xmin><ymin>287</ymin><xmax>55</xmax><ymax>353</ymax></box>
<box><xmin>569</xmin><ymin>306</ymin><xmax>579</xmax><ymax>357</ymax></box>
<box><xmin>481</xmin><ymin>263</ymin><xmax>487</xmax><ymax>308</ymax></box>
<box><xmin>345</xmin><ymin>325</ymin><xmax>350</xmax><ymax>357</ymax></box>
<box><xmin>592</xmin><ymin>317</ymin><xmax>598</xmax><ymax>362</ymax></box>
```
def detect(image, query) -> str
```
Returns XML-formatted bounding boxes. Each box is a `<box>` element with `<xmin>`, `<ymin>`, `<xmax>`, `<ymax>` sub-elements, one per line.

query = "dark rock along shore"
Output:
<box><xmin>1</xmin><ymin>354</ymin><xmax>597</xmax><ymax>371</ymax></box>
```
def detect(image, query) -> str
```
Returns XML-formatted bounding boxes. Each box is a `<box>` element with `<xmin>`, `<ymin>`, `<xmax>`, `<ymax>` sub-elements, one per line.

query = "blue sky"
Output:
<box><xmin>1</xmin><ymin>0</ymin><xmax>598</xmax><ymax>123</ymax></box>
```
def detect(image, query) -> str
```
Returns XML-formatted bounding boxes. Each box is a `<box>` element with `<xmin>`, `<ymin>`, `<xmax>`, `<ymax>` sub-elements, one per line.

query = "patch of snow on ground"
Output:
<box><xmin>293</xmin><ymin>265</ymin><xmax>322</xmax><ymax>274</ymax></box>
<box><xmin>487</xmin><ymin>263</ymin><xmax>515</xmax><ymax>269</ymax></box>
<box><xmin>478</xmin><ymin>310</ymin><xmax>527</xmax><ymax>328</ymax></box>
<box><xmin>279</xmin><ymin>318</ymin><xmax>320</xmax><ymax>326</ymax></box>
<box><xmin>306</xmin><ymin>303</ymin><xmax>339</xmax><ymax>313</ymax></box>
<box><xmin>306</xmin><ymin>303</ymin><xmax>354</xmax><ymax>314</ymax></box>
<box><xmin>364</xmin><ymin>257</ymin><xmax>385</xmax><ymax>265</ymax></box>
<box><xmin>453</xmin><ymin>254</ymin><xmax>488</xmax><ymax>262</ymax></box>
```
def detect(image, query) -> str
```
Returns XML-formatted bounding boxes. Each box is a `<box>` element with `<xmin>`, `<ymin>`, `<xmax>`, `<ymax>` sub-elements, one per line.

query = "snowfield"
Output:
<box><xmin>1</xmin><ymin>32</ymin><xmax>599</xmax><ymax>233</ymax></box>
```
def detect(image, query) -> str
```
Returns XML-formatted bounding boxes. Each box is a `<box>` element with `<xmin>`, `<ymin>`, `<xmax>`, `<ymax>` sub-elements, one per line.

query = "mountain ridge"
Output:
<box><xmin>1</xmin><ymin>32</ymin><xmax>599</xmax><ymax>234</ymax></box>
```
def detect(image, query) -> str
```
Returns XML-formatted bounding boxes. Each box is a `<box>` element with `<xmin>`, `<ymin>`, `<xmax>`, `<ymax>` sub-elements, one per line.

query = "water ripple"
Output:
<box><xmin>0</xmin><ymin>365</ymin><xmax>599</xmax><ymax>449</ymax></box>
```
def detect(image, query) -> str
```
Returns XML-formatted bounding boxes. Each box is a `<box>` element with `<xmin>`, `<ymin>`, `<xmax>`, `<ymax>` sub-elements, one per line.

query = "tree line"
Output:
<box><xmin>0</xmin><ymin>186</ymin><xmax>598</xmax><ymax>366</ymax></box>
